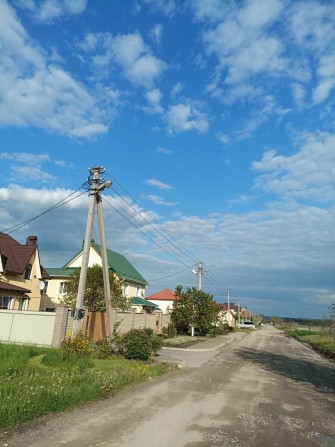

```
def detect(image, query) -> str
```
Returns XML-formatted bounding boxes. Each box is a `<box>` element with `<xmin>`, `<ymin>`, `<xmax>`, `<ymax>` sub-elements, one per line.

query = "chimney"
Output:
<box><xmin>26</xmin><ymin>236</ymin><xmax>38</xmax><ymax>245</ymax></box>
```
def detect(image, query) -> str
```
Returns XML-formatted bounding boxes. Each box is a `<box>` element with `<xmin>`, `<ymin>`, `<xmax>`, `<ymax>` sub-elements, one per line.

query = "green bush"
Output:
<box><xmin>150</xmin><ymin>335</ymin><xmax>163</xmax><ymax>355</ymax></box>
<box><xmin>94</xmin><ymin>338</ymin><xmax>115</xmax><ymax>359</ymax></box>
<box><xmin>119</xmin><ymin>329</ymin><xmax>163</xmax><ymax>360</ymax></box>
<box><xmin>167</xmin><ymin>323</ymin><xmax>177</xmax><ymax>338</ymax></box>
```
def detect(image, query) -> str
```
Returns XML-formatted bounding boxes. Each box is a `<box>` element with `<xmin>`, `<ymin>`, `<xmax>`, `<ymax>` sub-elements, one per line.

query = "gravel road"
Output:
<box><xmin>2</xmin><ymin>326</ymin><xmax>335</xmax><ymax>447</ymax></box>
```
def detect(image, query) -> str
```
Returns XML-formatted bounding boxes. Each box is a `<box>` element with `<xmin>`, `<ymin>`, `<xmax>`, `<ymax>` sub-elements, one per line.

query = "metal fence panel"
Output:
<box><xmin>0</xmin><ymin>310</ymin><xmax>56</xmax><ymax>346</ymax></box>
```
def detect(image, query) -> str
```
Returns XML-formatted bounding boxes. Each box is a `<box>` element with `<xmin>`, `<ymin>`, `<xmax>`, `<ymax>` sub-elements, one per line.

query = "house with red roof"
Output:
<box><xmin>145</xmin><ymin>288</ymin><xmax>176</xmax><ymax>314</ymax></box>
<box><xmin>0</xmin><ymin>233</ymin><xmax>50</xmax><ymax>311</ymax></box>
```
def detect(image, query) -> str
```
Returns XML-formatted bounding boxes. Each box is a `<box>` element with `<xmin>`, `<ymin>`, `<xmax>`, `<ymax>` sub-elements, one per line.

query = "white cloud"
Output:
<box><xmin>313</xmin><ymin>53</ymin><xmax>335</xmax><ymax>103</ymax></box>
<box><xmin>288</xmin><ymin>1</ymin><xmax>335</xmax><ymax>52</ymax></box>
<box><xmin>0</xmin><ymin>182</ymin><xmax>334</xmax><ymax>317</ymax></box>
<box><xmin>149</xmin><ymin>24</ymin><xmax>163</xmax><ymax>45</ymax></box>
<box><xmin>0</xmin><ymin>1</ymin><xmax>109</xmax><ymax>138</ymax></box>
<box><xmin>15</xmin><ymin>0</ymin><xmax>87</xmax><ymax>22</ymax></box>
<box><xmin>189</xmin><ymin>0</ymin><xmax>234</xmax><ymax>23</ymax></box>
<box><xmin>216</xmin><ymin>132</ymin><xmax>230</xmax><ymax>144</ymax></box>
<box><xmin>143</xmin><ymin>195</ymin><xmax>179</xmax><ymax>206</ymax></box>
<box><xmin>291</xmin><ymin>83</ymin><xmax>306</xmax><ymax>108</ymax></box>
<box><xmin>200</xmin><ymin>0</ymin><xmax>286</xmax><ymax>84</ymax></box>
<box><xmin>288</xmin><ymin>2</ymin><xmax>335</xmax><ymax>103</ymax></box>
<box><xmin>171</xmin><ymin>82</ymin><xmax>183</xmax><ymax>97</ymax></box>
<box><xmin>14</xmin><ymin>165</ymin><xmax>56</xmax><ymax>183</ymax></box>
<box><xmin>146</xmin><ymin>179</ymin><xmax>173</xmax><ymax>190</ymax></box>
<box><xmin>142</xmin><ymin>0</ymin><xmax>177</xmax><ymax>17</ymax></box>
<box><xmin>0</xmin><ymin>152</ymin><xmax>51</xmax><ymax>164</ymax></box>
<box><xmin>142</xmin><ymin>89</ymin><xmax>164</xmax><ymax>114</ymax></box>
<box><xmin>77</xmin><ymin>31</ymin><xmax>166</xmax><ymax>88</ymax></box>
<box><xmin>252</xmin><ymin>134</ymin><xmax>335</xmax><ymax>203</ymax></box>
<box><xmin>166</xmin><ymin>103</ymin><xmax>209</xmax><ymax>134</ymax></box>
<box><xmin>157</xmin><ymin>146</ymin><xmax>173</xmax><ymax>155</ymax></box>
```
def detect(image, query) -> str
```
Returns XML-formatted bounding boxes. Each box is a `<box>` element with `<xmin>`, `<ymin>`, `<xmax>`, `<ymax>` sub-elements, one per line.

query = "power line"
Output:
<box><xmin>102</xmin><ymin>195</ymin><xmax>196</xmax><ymax>267</ymax></box>
<box><xmin>148</xmin><ymin>265</ymin><xmax>197</xmax><ymax>282</ymax></box>
<box><xmin>0</xmin><ymin>186</ymin><xmax>87</xmax><ymax>237</ymax></box>
<box><xmin>104</xmin><ymin>172</ymin><xmax>230</xmax><ymax>292</ymax></box>
<box><xmin>105</xmin><ymin>171</ymin><xmax>198</xmax><ymax>264</ymax></box>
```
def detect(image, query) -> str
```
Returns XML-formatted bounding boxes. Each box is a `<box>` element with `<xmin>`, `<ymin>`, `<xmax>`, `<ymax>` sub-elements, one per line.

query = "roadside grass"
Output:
<box><xmin>0</xmin><ymin>343</ymin><xmax>174</xmax><ymax>428</ymax></box>
<box><xmin>281</xmin><ymin>327</ymin><xmax>335</xmax><ymax>359</ymax></box>
<box><xmin>163</xmin><ymin>336</ymin><xmax>200</xmax><ymax>346</ymax></box>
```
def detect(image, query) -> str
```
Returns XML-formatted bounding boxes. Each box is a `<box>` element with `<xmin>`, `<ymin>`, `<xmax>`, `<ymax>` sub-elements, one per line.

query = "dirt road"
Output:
<box><xmin>2</xmin><ymin>326</ymin><xmax>335</xmax><ymax>446</ymax></box>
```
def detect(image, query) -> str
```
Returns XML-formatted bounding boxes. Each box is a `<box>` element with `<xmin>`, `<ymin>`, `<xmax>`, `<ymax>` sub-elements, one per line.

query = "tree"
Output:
<box><xmin>171</xmin><ymin>285</ymin><xmax>195</xmax><ymax>334</ymax></box>
<box><xmin>60</xmin><ymin>264</ymin><xmax>129</xmax><ymax>311</ymax></box>
<box><xmin>171</xmin><ymin>286</ymin><xmax>220</xmax><ymax>335</ymax></box>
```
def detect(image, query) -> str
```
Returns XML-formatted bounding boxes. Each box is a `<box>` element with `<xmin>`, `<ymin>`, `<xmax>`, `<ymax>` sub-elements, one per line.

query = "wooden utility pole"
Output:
<box><xmin>72</xmin><ymin>167</ymin><xmax>112</xmax><ymax>336</ymax></box>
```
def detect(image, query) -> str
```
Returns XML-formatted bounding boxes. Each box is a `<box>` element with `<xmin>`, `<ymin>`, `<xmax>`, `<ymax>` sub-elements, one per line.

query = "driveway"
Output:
<box><xmin>2</xmin><ymin>326</ymin><xmax>335</xmax><ymax>447</ymax></box>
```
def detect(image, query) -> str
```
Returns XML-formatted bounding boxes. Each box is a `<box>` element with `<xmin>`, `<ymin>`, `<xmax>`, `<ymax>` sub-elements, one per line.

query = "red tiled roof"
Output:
<box><xmin>0</xmin><ymin>233</ymin><xmax>36</xmax><ymax>274</ymax></box>
<box><xmin>146</xmin><ymin>288</ymin><xmax>176</xmax><ymax>301</ymax></box>
<box><xmin>0</xmin><ymin>280</ymin><xmax>31</xmax><ymax>293</ymax></box>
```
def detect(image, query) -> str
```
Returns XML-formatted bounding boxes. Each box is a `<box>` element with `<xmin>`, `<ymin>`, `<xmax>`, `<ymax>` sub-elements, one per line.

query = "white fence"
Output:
<box><xmin>0</xmin><ymin>310</ymin><xmax>56</xmax><ymax>346</ymax></box>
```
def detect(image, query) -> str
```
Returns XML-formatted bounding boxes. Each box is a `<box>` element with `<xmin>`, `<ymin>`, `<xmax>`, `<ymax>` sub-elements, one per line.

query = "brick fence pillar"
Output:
<box><xmin>156</xmin><ymin>312</ymin><xmax>163</xmax><ymax>334</ymax></box>
<box><xmin>51</xmin><ymin>305</ymin><xmax>69</xmax><ymax>348</ymax></box>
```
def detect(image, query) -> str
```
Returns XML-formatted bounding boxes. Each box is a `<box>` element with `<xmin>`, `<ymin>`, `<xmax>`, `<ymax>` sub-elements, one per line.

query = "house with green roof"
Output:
<box><xmin>44</xmin><ymin>240</ymin><xmax>148</xmax><ymax>309</ymax></box>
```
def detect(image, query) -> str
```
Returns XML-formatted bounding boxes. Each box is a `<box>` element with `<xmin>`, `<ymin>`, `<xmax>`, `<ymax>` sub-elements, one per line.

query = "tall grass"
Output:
<box><xmin>282</xmin><ymin>327</ymin><xmax>335</xmax><ymax>358</ymax></box>
<box><xmin>0</xmin><ymin>343</ymin><xmax>173</xmax><ymax>428</ymax></box>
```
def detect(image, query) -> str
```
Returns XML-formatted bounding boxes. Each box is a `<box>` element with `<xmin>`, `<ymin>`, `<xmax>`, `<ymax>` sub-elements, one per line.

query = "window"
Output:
<box><xmin>43</xmin><ymin>281</ymin><xmax>48</xmax><ymax>294</ymax></box>
<box><xmin>24</xmin><ymin>264</ymin><xmax>32</xmax><ymax>280</ymax></box>
<box><xmin>0</xmin><ymin>296</ymin><xmax>12</xmax><ymax>310</ymax></box>
<box><xmin>123</xmin><ymin>283</ymin><xmax>129</xmax><ymax>296</ymax></box>
<box><xmin>136</xmin><ymin>287</ymin><xmax>142</xmax><ymax>297</ymax></box>
<box><xmin>18</xmin><ymin>298</ymin><xmax>29</xmax><ymax>311</ymax></box>
<box><xmin>58</xmin><ymin>282</ymin><xmax>68</xmax><ymax>295</ymax></box>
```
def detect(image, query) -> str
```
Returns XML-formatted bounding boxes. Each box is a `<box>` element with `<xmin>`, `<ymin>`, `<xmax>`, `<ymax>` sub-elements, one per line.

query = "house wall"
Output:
<box><xmin>147</xmin><ymin>300</ymin><xmax>173</xmax><ymax>314</ymax></box>
<box><xmin>0</xmin><ymin>251</ymin><xmax>43</xmax><ymax>311</ymax></box>
<box><xmin>45</xmin><ymin>277</ymin><xmax>69</xmax><ymax>306</ymax></box>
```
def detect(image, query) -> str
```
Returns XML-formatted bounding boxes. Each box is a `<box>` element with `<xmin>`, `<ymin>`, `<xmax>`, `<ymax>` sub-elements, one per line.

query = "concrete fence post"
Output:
<box><xmin>51</xmin><ymin>305</ymin><xmax>69</xmax><ymax>348</ymax></box>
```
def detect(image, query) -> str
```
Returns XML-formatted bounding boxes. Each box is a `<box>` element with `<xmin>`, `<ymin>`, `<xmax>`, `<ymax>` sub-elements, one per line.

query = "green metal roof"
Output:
<box><xmin>62</xmin><ymin>241</ymin><xmax>147</xmax><ymax>286</ymax></box>
<box><xmin>131</xmin><ymin>297</ymin><xmax>160</xmax><ymax>310</ymax></box>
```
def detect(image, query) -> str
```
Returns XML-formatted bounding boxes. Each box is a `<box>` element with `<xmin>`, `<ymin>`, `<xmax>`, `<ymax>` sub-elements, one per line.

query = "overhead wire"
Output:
<box><xmin>0</xmin><ymin>185</ymin><xmax>88</xmax><ymax>237</ymax></box>
<box><xmin>103</xmin><ymin>171</ymin><xmax>228</xmax><ymax>291</ymax></box>
<box><xmin>102</xmin><ymin>194</ymin><xmax>197</xmax><ymax>269</ymax></box>
<box><xmin>105</xmin><ymin>170</ymin><xmax>199</xmax><ymax>264</ymax></box>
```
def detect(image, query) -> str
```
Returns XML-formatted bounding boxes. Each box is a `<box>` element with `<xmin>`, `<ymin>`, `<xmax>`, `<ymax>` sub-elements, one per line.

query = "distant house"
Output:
<box><xmin>218</xmin><ymin>303</ymin><xmax>236</xmax><ymax>327</ymax></box>
<box><xmin>145</xmin><ymin>288</ymin><xmax>176</xmax><ymax>314</ymax></box>
<box><xmin>0</xmin><ymin>233</ymin><xmax>50</xmax><ymax>311</ymax></box>
<box><xmin>45</xmin><ymin>239</ymin><xmax>148</xmax><ymax>307</ymax></box>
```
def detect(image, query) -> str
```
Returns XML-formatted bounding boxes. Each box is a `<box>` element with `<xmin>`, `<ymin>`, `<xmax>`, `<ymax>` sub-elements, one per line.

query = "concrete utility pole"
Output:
<box><xmin>238</xmin><ymin>298</ymin><xmax>241</xmax><ymax>325</ymax></box>
<box><xmin>193</xmin><ymin>260</ymin><xmax>208</xmax><ymax>291</ymax></box>
<box><xmin>72</xmin><ymin>166</ymin><xmax>112</xmax><ymax>336</ymax></box>
<box><xmin>227</xmin><ymin>288</ymin><xmax>231</xmax><ymax>328</ymax></box>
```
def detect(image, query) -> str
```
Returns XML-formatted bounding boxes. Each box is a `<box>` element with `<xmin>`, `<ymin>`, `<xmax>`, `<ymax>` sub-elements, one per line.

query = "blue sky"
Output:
<box><xmin>1</xmin><ymin>0</ymin><xmax>334</xmax><ymax>319</ymax></box>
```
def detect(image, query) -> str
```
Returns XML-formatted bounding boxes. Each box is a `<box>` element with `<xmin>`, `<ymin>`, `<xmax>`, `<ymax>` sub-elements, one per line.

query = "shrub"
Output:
<box><xmin>61</xmin><ymin>331</ymin><xmax>93</xmax><ymax>358</ymax></box>
<box><xmin>150</xmin><ymin>335</ymin><xmax>163</xmax><ymax>355</ymax></box>
<box><xmin>119</xmin><ymin>329</ymin><xmax>163</xmax><ymax>361</ymax></box>
<box><xmin>167</xmin><ymin>323</ymin><xmax>177</xmax><ymax>338</ymax></box>
<box><xmin>94</xmin><ymin>338</ymin><xmax>114</xmax><ymax>359</ymax></box>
